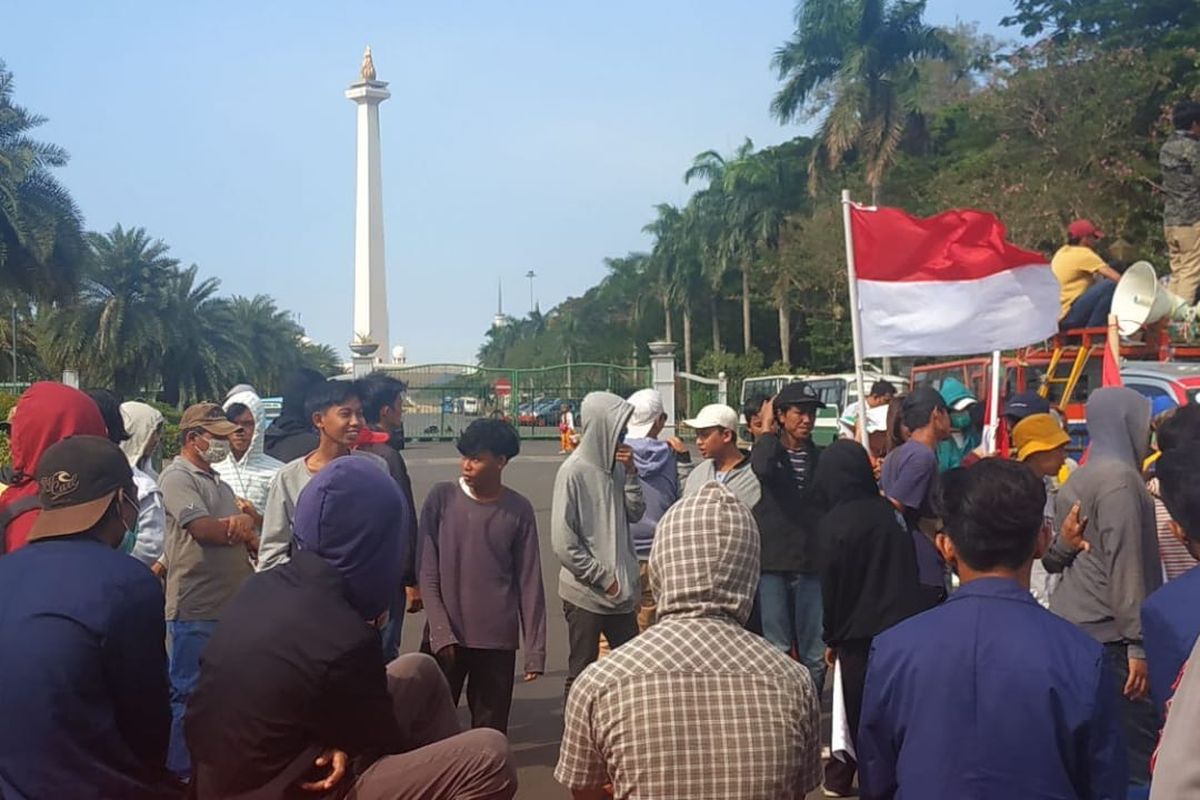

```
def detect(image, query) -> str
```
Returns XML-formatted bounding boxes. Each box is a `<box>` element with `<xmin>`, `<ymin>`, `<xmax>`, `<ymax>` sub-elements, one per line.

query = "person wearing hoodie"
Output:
<box><xmin>750</xmin><ymin>380</ymin><xmax>827</xmax><ymax>690</ymax></box>
<box><xmin>213</xmin><ymin>390</ymin><xmax>284</xmax><ymax>519</ymax></box>
<box><xmin>816</xmin><ymin>440</ymin><xmax>937</xmax><ymax>797</ymax></box>
<box><xmin>1</xmin><ymin>382</ymin><xmax>108</xmax><ymax>553</ymax></box>
<box><xmin>262</xmin><ymin>368</ymin><xmax>324</xmax><ymax>464</ymax></box>
<box><xmin>552</xmin><ymin>391</ymin><xmax>645</xmax><ymax>698</ymax></box>
<box><xmin>1049</xmin><ymin>387</ymin><xmax>1162</xmax><ymax>788</ymax></box>
<box><xmin>90</xmin><ymin>390</ymin><xmax>168</xmax><ymax>570</ymax></box>
<box><xmin>120</xmin><ymin>401</ymin><xmax>166</xmax><ymax>479</ymax></box>
<box><xmin>186</xmin><ymin>458</ymin><xmax>517</xmax><ymax>800</ymax></box>
<box><xmin>624</xmin><ymin>388</ymin><xmax>684</xmax><ymax>631</ymax></box>
<box><xmin>555</xmin><ymin>484</ymin><xmax>822</xmax><ymax>799</ymax></box>
<box><xmin>935</xmin><ymin>377</ymin><xmax>983</xmax><ymax>471</ymax></box>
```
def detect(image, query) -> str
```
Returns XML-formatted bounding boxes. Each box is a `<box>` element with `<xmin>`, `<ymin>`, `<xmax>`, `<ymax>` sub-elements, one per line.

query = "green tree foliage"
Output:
<box><xmin>0</xmin><ymin>60</ymin><xmax>86</xmax><ymax>302</ymax></box>
<box><xmin>39</xmin><ymin>226</ymin><xmax>337</xmax><ymax>402</ymax></box>
<box><xmin>474</xmin><ymin>5</ymin><xmax>1193</xmax><ymax>379</ymax></box>
<box><xmin>1002</xmin><ymin>0</ymin><xmax>1200</xmax><ymax>49</ymax></box>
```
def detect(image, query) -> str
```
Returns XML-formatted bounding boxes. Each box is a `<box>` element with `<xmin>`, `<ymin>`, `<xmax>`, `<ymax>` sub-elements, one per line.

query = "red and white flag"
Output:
<box><xmin>849</xmin><ymin>205</ymin><xmax>1059</xmax><ymax>356</ymax></box>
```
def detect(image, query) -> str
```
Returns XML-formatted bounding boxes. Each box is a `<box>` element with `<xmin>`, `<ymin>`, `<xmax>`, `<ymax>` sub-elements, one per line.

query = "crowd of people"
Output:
<box><xmin>5</xmin><ymin>360</ymin><xmax>1200</xmax><ymax>798</ymax></box>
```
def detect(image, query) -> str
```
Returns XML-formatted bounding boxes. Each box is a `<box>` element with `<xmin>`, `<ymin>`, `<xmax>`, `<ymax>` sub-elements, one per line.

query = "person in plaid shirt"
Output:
<box><xmin>554</xmin><ymin>482</ymin><xmax>821</xmax><ymax>800</ymax></box>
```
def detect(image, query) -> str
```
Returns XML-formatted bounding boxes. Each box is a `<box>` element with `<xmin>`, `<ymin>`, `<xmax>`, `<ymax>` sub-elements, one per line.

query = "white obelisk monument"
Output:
<box><xmin>346</xmin><ymin>46</ymin><xmax>391</xmax><ymax>363</ymax></box>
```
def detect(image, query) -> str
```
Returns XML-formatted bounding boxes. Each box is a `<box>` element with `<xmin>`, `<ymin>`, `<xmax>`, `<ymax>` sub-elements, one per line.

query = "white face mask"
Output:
<box><xmin>199</xmin><ymin>436</ymin><xmax>232</xmax><ymax>464</ymax></box>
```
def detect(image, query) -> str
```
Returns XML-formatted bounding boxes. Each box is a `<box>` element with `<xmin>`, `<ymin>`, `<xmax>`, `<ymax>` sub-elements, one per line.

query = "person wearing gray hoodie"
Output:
<box><xmin>1050</xmin><ymin>386</ymin><xmax>1162</xmax><ymax>787</ymax></box>
<box><xmin>552</xmin><ymin>391</ymin><xmax>645</xmax><ymax>697</ymax></box>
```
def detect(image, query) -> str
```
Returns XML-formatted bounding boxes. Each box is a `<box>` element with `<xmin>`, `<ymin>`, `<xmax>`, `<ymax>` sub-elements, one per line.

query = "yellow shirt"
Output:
<box><xmin>1051</xmin><ymin>245</ymin><xmax>1108</xmax><ymax>320</ymax></box>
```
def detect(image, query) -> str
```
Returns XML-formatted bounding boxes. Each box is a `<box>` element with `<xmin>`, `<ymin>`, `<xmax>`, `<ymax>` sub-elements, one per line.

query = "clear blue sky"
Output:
<box><xmin>4</xmin><ymin>0</ymin><xmax>1016</xmax><ymax>364</ymax></box>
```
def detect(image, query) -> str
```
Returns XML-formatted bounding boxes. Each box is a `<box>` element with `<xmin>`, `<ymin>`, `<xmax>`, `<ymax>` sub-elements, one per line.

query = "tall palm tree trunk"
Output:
<box><xmin>778</xmin><ymin>301</ymin><xmax>791</xmax><ymax>367</ymax></box>
<box><xmin>683</xmin><ymin>306</ymin><xmax>694</xmax><ymax>416</ymax></box>
<box><xmin>742</xmin><ymin>268</ymin><xmax>752</xmax><ymax>353</ymax></box>
<box><xmin>663</xmin><ymin>297</ymin><xmax>673</xmax><ymax>342</ymax></box>
<box><xmin>710</xmin><ymin>296</ymin><xmax>721</xmax><ymax>353</ymax></box>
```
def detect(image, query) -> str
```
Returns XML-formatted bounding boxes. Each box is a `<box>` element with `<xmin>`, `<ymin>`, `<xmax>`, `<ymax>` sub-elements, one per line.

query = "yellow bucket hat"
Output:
<box><xmin>1013</xmin><ymin>413</ymin><xmax>1071</xmax><ymax>462</ymax></box>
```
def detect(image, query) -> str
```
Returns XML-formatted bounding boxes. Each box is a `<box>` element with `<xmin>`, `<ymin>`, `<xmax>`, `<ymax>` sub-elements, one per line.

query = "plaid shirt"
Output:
<box><xmin>555</xmin><ymin>483</ymin><xmax>822</xmax><ymax>799</ymax></box>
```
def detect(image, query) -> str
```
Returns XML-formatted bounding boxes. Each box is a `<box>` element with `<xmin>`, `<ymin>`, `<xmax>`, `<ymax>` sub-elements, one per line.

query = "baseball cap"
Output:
<box><xmin>902</xmin><ymin>387</ymin><xmax>948</xmax><ymax>426</ymax></box>
<box><xmin>684</xmin><ymin>404</ymin><xmax>740</xmax><ymax>432</ymax></box>
<box><xmin>1068</xmin><ymin>219</ymin><xmax>1104</xmax><ymax>240</ymax></box>
<box><xmin>179</xmin><ymin>402</ymin><xmax>241</xmax><ymax>437</ymax></box>
<box><xmin>28</xmin><ymin>435</ymin><xmax>133</xmax><ymax>542</ymax></box>
<box><xmin>626</xmin><ymin>389</ymin><xmax>665</xmax><ymax>439</ymax></box>
<box><xmin>775</xmin><ymin>381</ymin><xmax>826</xmax><ymax>409</ymax></box>
<box><xmin>1012</xmin><ymin>413</ymin><xmax>1071</xmax><ymax>462</ymax></box>
<box><xmin>1004</xmin><ymin>390</ymin><xmax>1051</xmax><ymax>421</ymax></box>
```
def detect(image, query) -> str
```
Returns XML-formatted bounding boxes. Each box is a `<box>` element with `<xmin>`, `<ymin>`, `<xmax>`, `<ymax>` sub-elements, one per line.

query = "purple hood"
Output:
<box><xmin>292</xmin><ymin>457</ymin><xmax>409</xmax><ymax>620</ymax></box>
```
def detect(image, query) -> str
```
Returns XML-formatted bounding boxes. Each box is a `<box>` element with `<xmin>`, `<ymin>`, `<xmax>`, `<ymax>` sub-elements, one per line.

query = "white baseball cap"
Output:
<box><xmin>684</xmin><ymin>404</ymin><xmax>740</xmax><ymax>432</ymax></box>
<box><xmin>626</xmin><ymin>389</ymin><xmax>665</xmax><ymax>439</ymax></box>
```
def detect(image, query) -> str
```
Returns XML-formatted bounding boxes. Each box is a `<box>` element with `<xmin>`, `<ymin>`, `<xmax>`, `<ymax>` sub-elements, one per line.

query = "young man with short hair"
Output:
<box><xmin>683</xmin><ymin>403</ymin><xmax>760</xmax><ymax>510</ymax></box>
<box><xmin>358</xmin><ymin>371</ymin><xmax>422</xmax><ymax>657</ymax></box>
<box><xmin>556</xmin><ymin>484</ymin><xmax>821</xmax><ymax>800</ymax></box>
<box><xmin>743</xmin><ymin>394</ymin><xmax>774</xmax><ymax>440</ymax></box>
<box><xmin>1161</xmin><ymin>99</ymin><xmax>1200</xmax><ymax>304</ymax></box>
<box><xmin>858</xmin><ymin>460</ymin><xmax>1127</xmax><ymax>799</ymax></box>
<box><xmin>837</xmin><ymin>379</ymin><xmax>897</xmax><ymax>440</ymax></box>
<box><xmin>160</xmin><ymin>403</ymin><xmax>258</xmax><ymax>780</ymax></box>
<box><xmin>420</xmin><ymin>419</ymin><xmax>546</xmax><ymax>733</ymax></box>
<box><xmin>750</xmin><ymin>381</ymin><xmax>827</xmax><ymax>689</ymax></box>
<box><xmin>880</xmin><ymin>386</ymin><xmax>953</xmax><ymax>597</ymax></box>
<box><xmin>1053</xmin><ymin>219</ymin><xmax>1123</xmax><ymax>329</ymax></box>
<box><xmin>0</xmin><ymin>436</ymin><xmax>181</xmax><ymax>799</ymax></box>
<box><xmin>257</xmin><ymin>380</ymin><xmax>392</xmax><ymax>572</ymax></box>
<box><xmin>552</xmin><ymin>391</ymin><xmax>645</xmax><ymax>698</ymax></box>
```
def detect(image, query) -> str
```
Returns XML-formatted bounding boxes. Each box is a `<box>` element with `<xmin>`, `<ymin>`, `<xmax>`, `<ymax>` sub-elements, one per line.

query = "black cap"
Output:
<box><xmin>1004</xmin><ymin>390</ymin><xmax>1051</xmax><ymax>421</ymax></box>
<box><xmin>775</xmin><ymin>381</ymin><xmax>826</xmax><ymax>409</ymax></box>
<box><xmin>901</xmin><ymin>387</ymin><xmax>948</xmax><ymax>428</ymax></box>
<box><xmin>28</xmin><ymin>435</ymin><xmax>132</xmax><ymax>542</ymax></box>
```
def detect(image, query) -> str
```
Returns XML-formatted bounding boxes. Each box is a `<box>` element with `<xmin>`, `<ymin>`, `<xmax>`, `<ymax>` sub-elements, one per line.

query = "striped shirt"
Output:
<box><xmin>1149</xmin><ymin>477</ymin><xmax>1198</xmax><ymax>582</ymax></box>
<box><xmin>787</xmin><ymin>448</ymin><xmax>811</xmax><ymax>490</ymax></box>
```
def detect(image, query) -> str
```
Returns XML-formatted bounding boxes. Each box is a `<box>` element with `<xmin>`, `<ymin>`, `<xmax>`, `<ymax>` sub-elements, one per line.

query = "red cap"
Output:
<box><xmin>1067</xmin><ymin>219</ymin><xmax>1104</xmax><ymax>240</ymax></box>
<box><xmin>353</xmin><ymin>429</ymin><xmax>391</xmax><ymax>446</ymax></box>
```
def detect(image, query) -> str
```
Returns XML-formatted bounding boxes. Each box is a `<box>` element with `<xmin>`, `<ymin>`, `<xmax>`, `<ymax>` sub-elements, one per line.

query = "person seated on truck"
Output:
<box><xmin>1053</xmin><ymin>219</ymin><xmax>1123</xmax><ymax>330</ymax></box>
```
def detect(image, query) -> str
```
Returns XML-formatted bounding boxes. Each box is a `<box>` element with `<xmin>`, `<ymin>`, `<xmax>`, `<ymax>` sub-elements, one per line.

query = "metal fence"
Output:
<box><xmin>382</xmin><ymin>363</ymin><xmax>651</xmax><ymax>441</ymax></box>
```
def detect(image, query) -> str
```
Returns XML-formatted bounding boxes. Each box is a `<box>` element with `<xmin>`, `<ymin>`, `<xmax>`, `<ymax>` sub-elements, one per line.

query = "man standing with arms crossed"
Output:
<box><xmin>160</xmin><ymin>403</ymin><xmax>258</xmax><ymax>781</ymax></box>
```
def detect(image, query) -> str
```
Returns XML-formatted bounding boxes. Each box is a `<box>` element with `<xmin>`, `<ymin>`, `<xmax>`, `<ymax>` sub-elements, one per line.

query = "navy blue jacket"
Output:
<box><xmin>858</xmin><ymin>577</ymin><xmax>1126</xmax><ymax>800</ymax></box>
<box><xmin>1142</xmin><ymin>565</ymin><xmax>1200</xmax><ymax>715</ymax></box>
<box><xmin>0</xmin><ymin>536</ymin><xmax>179</xmax><ymax>799</ymax></box>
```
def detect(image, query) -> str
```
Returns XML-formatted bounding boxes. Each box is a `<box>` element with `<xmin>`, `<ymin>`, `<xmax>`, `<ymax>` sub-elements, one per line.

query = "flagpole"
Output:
<box><xmin>987</xmin><ymin>349</ymin><xmax>1002</xmax><ymax>454</ymax></box>
<box><xmin>841</xmin><ymin>189</ymin><xmax>870</xmax><ymax>449</ymax></box>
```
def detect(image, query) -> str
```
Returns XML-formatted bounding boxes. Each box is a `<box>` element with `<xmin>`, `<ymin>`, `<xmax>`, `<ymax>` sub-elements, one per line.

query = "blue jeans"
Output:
<box><xmin>380</xmin><ymin>590</ymin><xmax>406</xmax><ymax>661</ymax></box>
<box><xmin>757</xmin><ymin>572</ymin><xmax>826</xmax><ymax>692</ymax></box>
<box><xmin>167</xmin><ymin>619</ymin><xmax>218</xmax><ymax>781</ymax></box>
<box><xmin>1061</xmin><ymin>279</ymin><xmax>1116</xmax><ymax>329</ymax></box>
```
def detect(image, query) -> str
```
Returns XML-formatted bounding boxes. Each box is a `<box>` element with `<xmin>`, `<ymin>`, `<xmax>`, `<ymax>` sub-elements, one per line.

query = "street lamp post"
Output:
<box><xmin>525</xmin><ymin>270</ymin><xmax>536</xmax><ymax>315</ymax></box>
<box><xmin>10</xmin><ymin>303</ymin><xmax>16</xmax><ymax>385</ymax></box>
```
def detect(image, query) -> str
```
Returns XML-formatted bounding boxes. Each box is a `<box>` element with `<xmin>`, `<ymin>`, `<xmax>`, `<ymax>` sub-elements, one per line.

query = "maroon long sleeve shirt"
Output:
<box><xmin>419</xmin><ymin>481</ymin><xmax>547</xmax><ymax>674</ymax></box>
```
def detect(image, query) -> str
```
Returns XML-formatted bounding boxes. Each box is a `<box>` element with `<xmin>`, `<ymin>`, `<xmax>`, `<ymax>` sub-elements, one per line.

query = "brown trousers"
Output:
<box><xmin>1167</xmin><ymin>221</ymin><xmax>1200</xmax><ymax>304</ymax></box>
<box><xmin>347</xmin><ymin>654</ymin><xmax>518</xmax><ymax>800</ymax></box>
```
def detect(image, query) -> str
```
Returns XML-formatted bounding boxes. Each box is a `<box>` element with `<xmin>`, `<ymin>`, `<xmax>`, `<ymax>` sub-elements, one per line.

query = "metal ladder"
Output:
<box><xmin>1038</xmin><ymin>330</ymin><xmax>1099</xmax><ymax>408</ymax></box>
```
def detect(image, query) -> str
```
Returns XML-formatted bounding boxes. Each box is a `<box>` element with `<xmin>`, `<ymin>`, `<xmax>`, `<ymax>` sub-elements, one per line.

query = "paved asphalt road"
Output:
<box><xmin>398</xmin><ymin>439</ymin><xmax>841</xmax><ymax>800</ymax></box>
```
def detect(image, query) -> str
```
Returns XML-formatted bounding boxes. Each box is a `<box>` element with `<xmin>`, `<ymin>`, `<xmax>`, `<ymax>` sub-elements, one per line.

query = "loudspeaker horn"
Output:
<box><xmin>1112</xmin><ymin>261</ymin><xmax>1187</xmax><ymax>336</ymax></box>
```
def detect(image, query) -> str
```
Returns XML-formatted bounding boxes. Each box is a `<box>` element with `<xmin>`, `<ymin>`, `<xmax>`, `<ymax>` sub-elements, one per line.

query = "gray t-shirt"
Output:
<box><xmin>161</xmin><ymin>457</ymin><xmax>251</xmax><ymax>622</ymax></box>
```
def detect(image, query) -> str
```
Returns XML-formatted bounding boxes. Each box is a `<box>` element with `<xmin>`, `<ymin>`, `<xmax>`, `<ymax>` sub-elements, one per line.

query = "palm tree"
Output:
<box><xmin>227</xmin><ymin>294</ymin><xmax>317</xmax><ymax>394</ymax></box>
<box><xmin>38</xmin><ymin>226</ymin><xmax>175</xmax><ymax>395</ymax></box>
<box><xmin>0</xmin><ymin>61</ymin><xmax>86</xmax><ymax>302</ymax></box>
<box><xmin>771</xmin><ymin>0</ymin><xmax>950</xmax><ymax>203</ymax></box>
<box><xmin>159</xmin><ymin>264</ymin><xmax>244</xmax><ymax>406</ymax></box>
<box><xmin>643</xmin><ymin>202</ymin><xmax>704</xmax><ymax>374</ymax></box>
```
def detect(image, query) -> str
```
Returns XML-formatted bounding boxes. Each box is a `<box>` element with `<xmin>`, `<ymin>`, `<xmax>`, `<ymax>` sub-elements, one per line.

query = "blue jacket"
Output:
<box><xmin>627</xmin><ymin>437</ymin><xmax>679</xmax><ymax>559</ymax></box>
<box><xmin>858</xmin><ymin>577</ymin><xmax>1126</xmax><ymax>800</ymax></box>
<box><xmin>1142</xmin><ymin>565</ymin><xmax>1200</xmax><ymax>716</ymax></box>
<box><xmin>0</xmin><ymin>536</ymin><xmax>178</xmax><ymax>799</ymax></box>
